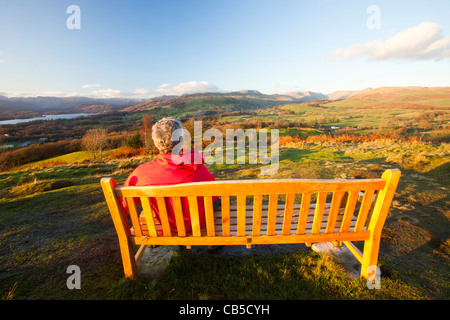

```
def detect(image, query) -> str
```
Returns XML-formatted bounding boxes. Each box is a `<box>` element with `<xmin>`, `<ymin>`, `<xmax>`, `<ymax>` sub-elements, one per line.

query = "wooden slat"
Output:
<box><xmin>282</xmin><ymin>193</ymin><xmax>295</xmax><ymax>235</ymax></box>
<box><xmin>297</xmin><ymin>193</ymin><xmax>311</xmax><ymax>235</ymax></box>
<box><xmin>354</xmin><ymin>189</ymin><xmax>375</xmax><ymax>232</ymax></box>
<box><xmin>252</xmin><ymin>194</ymin><xmax>262</xmax><ymax>236</ymax></box>
<box><xmin>140</xmin><ymin>197</ymin><xmax>158</xmax><ymax>237</ymax></box>
<box><xmin>155</xmin><ymin>197</ymin><xmax>172</xmax><ymax>237</ymax></box>
<box><xmin>203</xmin><ymin>196</ymin><xmax>215</xmax><ymax>237</ymax></box>
<box><xmin>221</xmin><ymin>195</ymin><xmax>230</xmax><ymax>237</ymax></box>
<box><xmin>117</xmin><ymin>179</ymin><xmax>386</xmax><ymax>198</ymax></box>
<box><xmin>312</xmin><ymin>192</ymin><xmax>327</xmax><ymax>234</ymax></box>
<box><xmin>125</xmin><ymin>197</ymin><xmax>142</xmax><ymax>237</ymax></box>
<box><xmin>136</xmin><ymin>204</ymin><xmax>360</xmax><ymax>237</ymax></box>
<box><xmin>133</xmin><ymin>231</ymin><xmax>371</xmax><ymax>246</ymax></box>
<box><xmin>267</xmin><ymin>194</ymin><xmax>278</xmax><ymax>236</ymax></box>
<box><xmin>188</xmin><ymin>196</ymin><xmax>201</xmax><ymax>237</ymax></box>
<box><xmin>340</xmin><ymin>191</ymin><xmax>359</xmax><ymax>233</ymax></box>
<box><xmin>326</xmin><ymin>191</ymin><xmax>345</xmax><ymax>234</ymax></box>
<box><xmin>237</xmin><ymin>195</ymin><xmax>246</xmax><ymax>236</ymax></box>
<box><xmin>214</xmin><ymin>212</ymin><xmax>355</xmax><ymax>234</ymax></box>
<box><xmin>172</xmin><ymin>196</ymin><xmax>186</xmax><ymax>237</ymax></box>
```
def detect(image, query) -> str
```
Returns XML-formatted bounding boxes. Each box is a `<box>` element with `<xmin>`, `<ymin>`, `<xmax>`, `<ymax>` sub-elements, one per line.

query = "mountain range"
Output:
<box><xmin>0</xmin><ymin>86</ymin><xmax>448</xmax><ymax>121</ymax></box>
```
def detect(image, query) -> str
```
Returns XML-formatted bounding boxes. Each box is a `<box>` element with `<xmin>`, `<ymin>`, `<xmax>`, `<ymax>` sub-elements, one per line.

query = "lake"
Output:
<box><xmin>0</xmin><ymin>113</ymin><xmax>98</xmax><ymax>125</ymax></box>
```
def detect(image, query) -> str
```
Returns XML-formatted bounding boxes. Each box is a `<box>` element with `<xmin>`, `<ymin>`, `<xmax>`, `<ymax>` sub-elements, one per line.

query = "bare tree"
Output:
<box><xmin>81</xmin><ymin>128</ymin><xmax>108</xmax><ymax>161</ymax></box>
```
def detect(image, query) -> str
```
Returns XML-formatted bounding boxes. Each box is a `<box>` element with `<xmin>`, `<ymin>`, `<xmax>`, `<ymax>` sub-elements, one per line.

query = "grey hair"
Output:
<box><xmin>152</xmin><ymin>117</ymin><xmax>184</xmax><ymax>154</ymax></box>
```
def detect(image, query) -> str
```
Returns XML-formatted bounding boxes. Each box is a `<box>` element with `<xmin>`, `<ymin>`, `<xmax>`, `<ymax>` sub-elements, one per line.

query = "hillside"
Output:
<box><xmin>1</xmin><ymin>86</ymin><xmax>449</xmax><ymax>122</ymax></box>
<box><xmin>323</xmin><ymin>86</ymin><xmax>450</xmax><ymax>110</ymax></box>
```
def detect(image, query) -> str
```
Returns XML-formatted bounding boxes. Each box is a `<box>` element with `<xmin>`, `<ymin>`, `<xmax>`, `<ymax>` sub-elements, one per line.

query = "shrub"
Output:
<box><xmin>125</xmin><ymin>131</ymin><xmax>144</xmax><ymax>149</ymax></box>
<box><xmin>109</xmin><ymin>147</ymin><xmax>147</xmax><ymax>159</ymax></box>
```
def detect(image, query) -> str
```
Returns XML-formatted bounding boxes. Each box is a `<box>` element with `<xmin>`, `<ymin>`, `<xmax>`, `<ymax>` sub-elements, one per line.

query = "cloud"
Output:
<box><xmin>90</xmin><ymin>81</ymin><xmax>219</xmax><ymax>99</ymax></box>
<box><xmin>82</xmin><ymin>83</ymin><xmax>101</xmax><ymax>89</ymax></box>
<box><xmin>153</xmin><ymin>81</ymin><xmax>220</xmax><ymax>96</ymax></box>
<box><xmin>90</xmin><ymin>88</ymin><xmax>124</xmax><ymax>98</ymax></box>
<box><xmin>329</xmin><ymin>22</ymin><xmax>450</xmax><ymax>61</ymax></box>
<box><xmin>0</xmin><ymin>52</ymin><xmax>3</xmax><ymax>63</ymax></box>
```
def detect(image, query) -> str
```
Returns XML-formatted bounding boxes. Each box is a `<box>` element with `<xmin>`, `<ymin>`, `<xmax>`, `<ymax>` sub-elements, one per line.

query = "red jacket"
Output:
<box><xmin>123</xmin><ymin>150</ymin><xmax>217</xmax><ymax>233</ymax></box>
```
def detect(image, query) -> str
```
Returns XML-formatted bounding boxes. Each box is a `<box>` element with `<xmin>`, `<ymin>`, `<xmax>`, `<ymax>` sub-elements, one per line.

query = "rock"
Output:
<box><xmin>311</xmin><ymin>242</ymin><xmax>361</xmax><ymax>279</ymax></box>
<box><xmin>137</xmin><ymin>245</ymin><xmax>180</xmax><ymax>280</ymax></box>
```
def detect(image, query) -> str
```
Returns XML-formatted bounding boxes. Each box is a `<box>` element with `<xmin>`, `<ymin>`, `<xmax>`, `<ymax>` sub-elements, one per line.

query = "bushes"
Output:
<box><xmin>0</xmin><ymin>140</ymin><xmax>81</xmax><ymax>171</ymax></box>
<box><xmin>108</xmin><ymin>147</ymin><xmax>147</xmax><ymax>159</ymax></box>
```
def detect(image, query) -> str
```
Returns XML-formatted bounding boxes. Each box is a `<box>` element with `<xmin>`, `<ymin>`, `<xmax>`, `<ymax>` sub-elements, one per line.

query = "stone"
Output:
<box><xmin>137</xmin><ymin>245</ymin><xmax>180</xmax><ymax>280</ymax></box>
<box><xmin>311</xmin><ymin>242</ymin><xmax>361</xmax><ymax>279</ymax></box>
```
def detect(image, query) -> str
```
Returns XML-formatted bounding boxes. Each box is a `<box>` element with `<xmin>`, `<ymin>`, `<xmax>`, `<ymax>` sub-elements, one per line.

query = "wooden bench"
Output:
<box><xmin>101</xmin><ymin>169</ymin><xmax>400</xmax><ymax>280</ymax></box>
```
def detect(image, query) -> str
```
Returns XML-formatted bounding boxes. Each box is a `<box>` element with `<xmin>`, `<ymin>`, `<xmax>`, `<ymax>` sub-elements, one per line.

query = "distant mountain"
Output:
<box><xmin>284</xmin><ymin>91</ymin><xmax>329</xmax><ymax>101</ymax></box>
<box><xmin>326</xmin><ymin>88</ymin><xmax>373</xmax><ymax>100</ymax></box>
<box><xmin>0</xmin><ymin>96</ymin><xmax>145</xmax><ymax>120</ymax></box>
<box><xmin>120</xmin><ymin>90</ymin><xmax>319</xmax><ymax>115</ymax></box>
<box><xmin>322</xmin><ymin>86</ymin><xmax>450</xmax><ymax>110</ymax></box>
<box><xmin>1</xmin><ymin>86</ymin><xmax>448</xmax><ymax>121</ymax></box>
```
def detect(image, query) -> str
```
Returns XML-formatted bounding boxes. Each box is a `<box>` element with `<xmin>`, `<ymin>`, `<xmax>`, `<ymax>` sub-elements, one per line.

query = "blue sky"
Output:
<box><xmin>0</xmin><ymin>0</ymin><xmax>449</xmax><ymax>98</ymax></box>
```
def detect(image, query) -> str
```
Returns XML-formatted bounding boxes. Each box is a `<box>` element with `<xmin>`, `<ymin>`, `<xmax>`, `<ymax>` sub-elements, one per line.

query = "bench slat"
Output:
<box><xmin>132</xmin><ymin>231</ymin><xmax>371</xmax><ymax>247</ymax></box>
<box><xmin>297</xmin><ymin>193</ymin><xmax>311</xmax><ymax>235</ymax></box>
<box><xmin>204</xmin><ymin>196</ymin><xmax>215</xmax><ymax>237</ymax></box>
<box><xmin>237</xmin><ymin>195</ymin><xmax>247</xmax><ymax>237</ymax></box>
<box><xmin>267</xmin><ymin>194</ymin><xmax>279</xmax><ymax>236</ymax></box>
<box><xmin>172</xmin><ymin>196</ymin><xmax>186</xmax><ymax>237</ymax></box>
<box><xmin>252</xmin><ymin>194</ymin><xmax>263</xmax><ymax>236</ymax></box>
<box><xmin>221</xmin><ymin>195</ymin><xmax>230</xmax><ymax>237</ymax></box>
<box><xmin>140</xmin><ymin>197</ymin><xmax>158</xmax><ymax>237</ymax></box>
<box><xmin>312</xmin><ymin>192</ymin><xmax>327</xmax><ymax>234</ymax></box>
<box><xmin>326</xmin><ymin>191</ymin><xmax>345</xmax><ymax>234</ymax></box>
<box><xmin>125</xmin><ymin>197</ymin><xmax>142</xmax><ymax>237</ymax></box>
<box><xmin>282</xmin><ymin>193</ymin><xmax>295</xmax><ymax>235</ymax></box>
<box><xmin>354</xmin><ymin>189</ymin><xmax>376</xmax><ymax>232</ymax></box>
<box><xmin>116</xmin><ymin>179</ymin><xmax>386</xmax><ymax>198</ymax></box>
<box><xmin>188</xmin><ymin>196</ymin><xmax>201</xmax><ymax>237</ymax></box>
<box><xmin>340</xmin><ymin>191</ymin><xmax>359</xmax><ymax>233</ymax></box>
<box><xmin>155</xmin><ymin>197</ymin><xmax>172</xmax><ymax>237</ymax></box>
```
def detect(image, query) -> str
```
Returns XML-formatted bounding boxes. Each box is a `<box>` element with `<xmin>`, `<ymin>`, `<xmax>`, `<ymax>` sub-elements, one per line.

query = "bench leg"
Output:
<box><xmin>118</xmin><ymin>238</ymin><xmax>138</xmax><ymax>279</ymax></box>
<box><xmin>360</xmin><ymin>236</ymin><xmax>381</xmax><ymax>280</ymax></box>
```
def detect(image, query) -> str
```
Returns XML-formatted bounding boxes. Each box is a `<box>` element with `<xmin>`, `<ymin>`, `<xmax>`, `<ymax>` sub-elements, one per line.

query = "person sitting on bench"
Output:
<box><xmin>122</xmin><ymin>117</ymin><xmax>220</xmax><ymax>238</ymax></box>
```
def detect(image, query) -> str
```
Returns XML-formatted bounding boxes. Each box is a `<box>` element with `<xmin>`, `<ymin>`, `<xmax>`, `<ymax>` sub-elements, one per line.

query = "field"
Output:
<box><xmin>1</xmin><ymin>135</ymin><xmax>449</xmax><ymax>300</ymax></box>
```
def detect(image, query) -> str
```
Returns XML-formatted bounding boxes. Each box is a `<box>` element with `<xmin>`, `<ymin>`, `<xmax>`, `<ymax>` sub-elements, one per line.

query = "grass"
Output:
<box><xmin>0</xmin><ymin>138</ymin><xmax>449</xmax><ymax>300</ymax></box>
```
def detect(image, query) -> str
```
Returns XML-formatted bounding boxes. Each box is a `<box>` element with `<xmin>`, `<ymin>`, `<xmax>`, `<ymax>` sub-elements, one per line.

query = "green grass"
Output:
<box><xmin>0</xmin><ymin>139</ymin><xmax>449</xmax><ymax>300</ymax></box>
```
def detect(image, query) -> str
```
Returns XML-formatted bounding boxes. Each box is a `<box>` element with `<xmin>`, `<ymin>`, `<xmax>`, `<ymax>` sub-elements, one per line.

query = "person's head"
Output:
<box><xmin>152</xmin><ymin>117</ymin><xmax>183</xmax><ymax>154</ymax></box>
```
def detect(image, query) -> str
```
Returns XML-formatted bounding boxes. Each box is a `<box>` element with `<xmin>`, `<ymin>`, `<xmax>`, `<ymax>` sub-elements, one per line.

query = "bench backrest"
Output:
<box><xmin>101</xmin><ymin>169</ymin><xmax>400</xmax><ymax>247</ymax></box>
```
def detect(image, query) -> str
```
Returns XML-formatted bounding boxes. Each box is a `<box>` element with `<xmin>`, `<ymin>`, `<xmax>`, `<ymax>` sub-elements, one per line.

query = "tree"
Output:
<box><xmin>142</xmin><ymin>113</ymin><xmax>152</xmax><ymax>146</ymax></box>
<box><xmin>125</xmin><ymin>131</ymin><xmax>144</xmax><ymax>149</ymax></box>
<box><xmin>141</xmin><ymin>113</ymin><xmax>158</xmax><ymax>154</ymax></box>
<box><xmin>81</xmin><ymin>128</ymin><xmax>108</xmax><ymax>161</ymax></box>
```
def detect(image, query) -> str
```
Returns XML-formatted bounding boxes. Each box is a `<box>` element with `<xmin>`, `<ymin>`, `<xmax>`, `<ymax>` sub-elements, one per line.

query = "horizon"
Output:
<box><xmin>2</xmin><ymin>85</ymin><xmax>450</xmax><ymax>101</ymax></box>
<box><xmin>1</xmin><ymin>0</ymin><xmax>450</xmax><ymax>99</ymax></box>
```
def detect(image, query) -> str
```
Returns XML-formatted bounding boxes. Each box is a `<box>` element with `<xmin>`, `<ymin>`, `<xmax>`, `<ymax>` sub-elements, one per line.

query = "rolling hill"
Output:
<box><xmin>0</xmin><ymin>86</ymin><xmax>449</xmax><ymax>121</ymax></box>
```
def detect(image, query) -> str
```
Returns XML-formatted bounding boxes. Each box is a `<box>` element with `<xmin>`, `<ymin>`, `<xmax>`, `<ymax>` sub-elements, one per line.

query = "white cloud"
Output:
<box><xmin>82</xmin><ymin>83</ymin><xmax>101</xmax><ymax>89</ymax></box>
<box><xmin>90</xmin><ymin>81</ymin><xmax>219</xmax><ymax>99</ymax></box>
<box><xmin>90</xmin><ymin>88</ymin><xmax>124</xmax><ymax>98</ymax></box>
<box><xmin>329</xmin><ymin>22</ymin><xmax>450</xmax><ymax>61</ymax></box>
<box><xmin>153</xmin><ymin>81</ymin><xmax>220</xmax><ymax>96</ymax></box>
<box><xmin>4</xmin><ymin>81</ymin><xmax>220</xmax><ymax>99</ymax></box>
<box><xmin>0</xmin><ymin>52</ymin><xmax>3</xmax><ymax>63</ymax></box>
